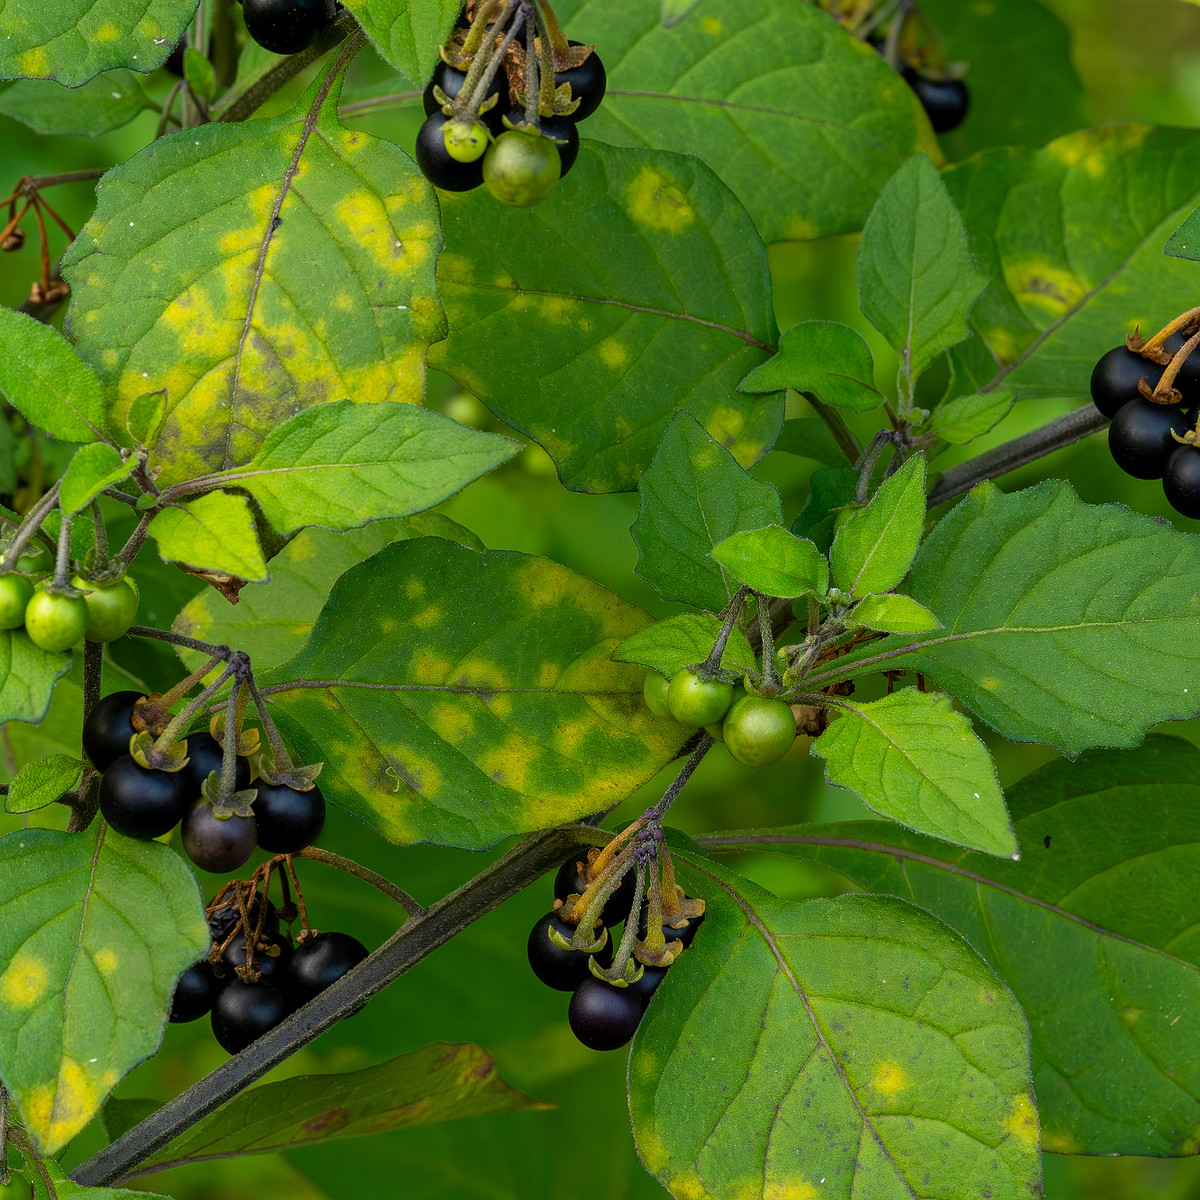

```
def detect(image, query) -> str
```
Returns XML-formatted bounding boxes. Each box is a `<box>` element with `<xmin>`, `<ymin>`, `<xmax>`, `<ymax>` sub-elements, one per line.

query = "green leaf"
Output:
<box><xmin>814</xmin><ymin>689</ymin><xmax>1015</xmax><ymax>856</ymax></box>
<box><xmin>429</xmin><ymin>144</ymin><xmax>782</xmax><ymax>494</ymax></box>
<box><xmin>553</xmin><ymin>0</ymin><xmax>940</xmax><ymax>242</ymax></box>
<box><xmin>5</xmin><ymin>752</ymin><xmax>82</xmax><ymax>814</ymax></box>
<box><xmin>133</xmin><ymin>1043</ymin><xmax>547</xmax><ymax>1175</ymax></box>
<box><xmin>0</xmin><ymin>825</ymin><xmax>208</xmax><ymax>1154</ymax></box>
<box><xmin>706</xmin><ymin>735</ymin><xmax>1200</xmax><ymax>1155</ymax></box>
<box><xmin>172</xmin><ymin>514</ymin><xmax>481</xmax><ymax>675</ymax></box>
<box><xmin>200</xmin><ymin>401</ymin><xmax>518</xmax><ymax>536</ymax></box>
<box><xmin>0</xmin><ymin>631</ymin><xmax>72</xmax><ymax>728</ymax></box>
<box><xmin>792</xmin><ymin>466</ymin><xmax>858</xmax><ymax>554</ymax></box>
<box><xmin>62</xmin><ymin>67</ymin><xmax>445</xmax><ymax>487</ymax></box>
<box><xmin>31</xmin><ymin>1157</ymin><xmax>170</xmax><ymax>1200</ymax></box>
<box><xmin>125</xmin><ymin>389</ymin><xmax>166</xmax><ymax>449</ymax></box>
<box><xmin>925</xmin><ymin>390</ymin><xmax>1014</xmax><ymax>446</ymax></box>
<box><xmin>60</xmin><ymin>444</ymin><xmax>136</xmax><ymax>515</ymax></box>
<box><xmin>182</xmin><ymin>46</ymin><xmax>214</xmax><ymax>102</ymax></box>
<box><xmin>611</xmin><ymin>613</ymin><xmax>757</xmax><ymax>680</ymax></box>
<box><xmin>338</xmin><ymin>0</ymin><xmax>458</xmax><ymax>84</ymax></box>
<box><xmin>0</xmin><ymin>70</ymin><xmax>149</xmax><ymax>135</ymax></box>
<box><xmin>771</xmin><ymin>417</ymin><xmax>847</xmax><ymax>466</ymax></box>
<box><xmin>851</xmin><ymin>592</ymin><xmax>940</xmax><ymax>633</ymax></box>
<box><xmin>739</xmin><ymin>321</ymin><xmax>882</xmax><ymax>412</ymax></box>
<box><xmin>259</xmin><ymin>538</ymin><xmax>689</xmax><ymax>848</ymax></box>
<box><xmin>809</xmin><ymin>480</ymin><xmax>1200</xmax><ymax>756</ymax></box>
<box><xmin>857</xmin><ymin>155</ymin><xmax>986</xmax><ymax>392</ymax></box>
<box><xmin>710</xmin><ymin>525</ymin><xmax>828</xmax><ymax>599</ymax></box>
<box><xmin>830</xmin><ymin>454</ymin><xmax>926</xmax><ymax>598</ymax></box>
<box><xmin>630</xmin><ymin>855</ymin><xmax>1041</xmax><ymax>1199</ymax></box>
<box><xmin>149</xmin><ymin>491</ymin><xmax>267</xmax><ymax>581</ymax></box>
<box><xmin>0</xmin><ymin>0</ymin><xmax>193</xmax><ymax>85</ymax></box>
<box><xmin>0</xmin><ymin>308</ymin><xmax>109</xmax><ymax>443</ymax></box>
<box><xmin>632</xmin><ymin>413</ymin><xmax>783</xmax><ymax>612</ymax></box>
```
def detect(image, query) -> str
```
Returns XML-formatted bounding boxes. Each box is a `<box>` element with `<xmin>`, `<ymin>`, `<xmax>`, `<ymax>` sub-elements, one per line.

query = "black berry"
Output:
<box><xmin>181</xmin><ymin>800</ymin><xmax>258</xmax><ymax>874</ymax></box>
<box><xmin>423</xmin><ymin>60</ymin><xmax>509</xmax><ymax>134</ymax></box>
<box><xmin>82</xmin><ymin>690</ymin><xmax>145</xmax><ymax>771</ymax></box>
<box><xmin>553</xmin><ymin>855</ymin><xmax>634</xmax><ymax>926</ymax></box>
<box><xmin>629</xmin><ymin>963</ymin><xmax>669</xmax><ymax>1008</ymax></box>
<box><xmin>556</xmin><ymin>43</ymin><xmax>606</xmax><ymax>121</ymax></box>
<box><xmin>99</xmin><ymin>756</ymin><xmax>192</xmax><ymax>840</ymax></box>
<box><xmin>415</xmin><ymin>112</ymin><xmax>486</xmax><ymax>191</ymax></box>
<box><xmin>208</xmin><ymin>893</ymin><xmax>279</xmax><ymax>942</ymax></box>
<box><xmin>1108</xmin><ymin>399</ymin><xmax>1193</xmax><ymax>480</ymax></box>
<box><xmin>527</xmin><ymin>910</ymin><xmax>613</xmax><ymax>991</ymax></box>
<box><xmin>902</xmin><ymin>69</ymin><xmax>969</xmax><ymax>134</ymax></box>
<box><xmin>210</xmin><ymin>980</ymin><xmax>292</xmax><ymax>1054</ymax></box>
<box><xmin>568</xmin><ymin>978</ymin><xmax>643</xmax><ymax>1051</ymax></box>
<box><xmin>184</xmin><ymin>731</ymin><xmax>251</xmax><ymax>797</ymax></box>
<box><xmin>253</xmin><ymin>781</ymin><xmax>326</xmax><ymax>853</ymax></box>
<box><xmin>242</xmin><ymin>0</ymin><xmax>330</xmax><ymax>56</ymax></box>
<box><xmin>164</xmin><ymin>34</ymin><xmax>187</xmax><ymax>78</ymax></box>
<box><xmin>222</xmin><ymin>932</ymin><xmax>293</xmax><ymax>990</ymax></box>
<box><xmin>1163</xmin><ymin>445</ymin><xmax>1200</xmax><ymax>518</ymax></box>
<box><xmin>1090</xmin><ymin>343</ymin><xmax>1184</xmax><ymax>419</ymax></box>
<box><xmin>288</xmin><ymin>931</ymin><xmax>369</xmax><ymax>1002</ymax></box>
<box><xmin>169</xmin><ymin>960</ymin><xmax>219</xmax><ymax>1023</ymax></box>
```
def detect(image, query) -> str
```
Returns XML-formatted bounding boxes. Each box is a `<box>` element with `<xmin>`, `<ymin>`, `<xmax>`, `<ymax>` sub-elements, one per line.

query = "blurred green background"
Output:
<box><xmin>5</xmin><ymin>0</ymin><xmax>1200</xmax><ymax>1196</ymax></box>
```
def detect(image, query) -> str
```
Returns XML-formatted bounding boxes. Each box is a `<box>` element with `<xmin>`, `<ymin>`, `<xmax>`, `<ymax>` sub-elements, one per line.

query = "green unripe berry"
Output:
<box><xmin>667</xmin><ymin>669</ymin><xmax>734</xmax><ymax>728</ymax></box>
<box><xmin>722</xmin><ymin>695</ymin><xmax>797</xmax><ymax>768</ymax></box>
<box><xmin>0</xmin><ymin>574</ymin><xmax>33</xmax><ymax>629</ymax></box>
<box><xmin>443</xmin><ymin>118</ymin><xmax>490</xmax><ymax>163</ymax></box>
<box><xmin>483</xmin><ymin>130</ymin><xmax>561</xmax><ymax>208</ymax></box>
<box><xmin>72</xmin><ymin>575</ymin><xmax>139</xmax><ymax>643</ymax></box>
<box><xmin>643</xmin><ymin>672</ymin><xmax>672</xmax><ymax>718</ymax></box>
<box><xmin>24</xmin><ymin>588</ymin><xmax>88</xmax><ymax>653</ymax></box>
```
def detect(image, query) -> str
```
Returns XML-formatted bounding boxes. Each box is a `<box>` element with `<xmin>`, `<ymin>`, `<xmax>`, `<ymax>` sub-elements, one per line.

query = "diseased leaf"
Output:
<box><xmin>808</xmin><ymin>481</ymin><xmax>1200</xmax><ymax>756</ymax></box>
<box><xmin>611</xmin><ymin>613</ymin><xmax>757</xmax><ymax>680</ymax></box>
<box><xmin>259</xmin><ymin>538</ymin><xmax>689</xmax><ymax>848</ymax></box>
<box><xmin>62</xmin><ymin>66</ymin><xmax>444</xmax><ymax>486</ymax></box>
<box><xmin>0</xmin><ymin>0</ymin><xmax>194</xmax><ymax>85</ymax></box>
<box><xmin>5</xmin><ymin>753</ymin><xmax>82</xmax><ymax>814</ymax></box>
<box><xmin>60</xmin><ymin>444</ymin><xmax>135</xmax><ymax>515</ymax></box>
<box><xmin>858</xmin><ymin>155</ymin><xmax>986</xmax><ymax>394</ymax></box>
<box><xmin>339</xmin><ymin>0</ymin><xmax>458</xmax><ymax>85</ymax></box>
<box><xmin>710</xmin><ymin>525</ymin><xmax>828</xmax><ymax>599</ymax></box>
<box><xmin>149</xmin><ymin>492</ymin><xmax>267</xmax><ymax>581</ymax></box>
<box><xmin>0</xmin><ymin>70</ymin><xmax>149</xmax><ymax>135</ymax></box>
<box><xmin>430</xmin><ymin>144</ymin><xmax>782</xmax><ymax>494</ymax></box>
<box><xmin>0</xmin><ymin>825</ymin><xmax>208</xmax><ymax>1154</ymax></box>
<box><xmin>630</xmin><ymin>855</ymin><xmax>1041</xmax><ymax>1199</ymax></box>
<box><xmin>131</xmin><ymin>1043</ymin><xmax>547</xmax><ymax>1176</ymax></box>
<box><xmin>739</xmin><ymin>321</ymin><xmax>882</xmax><ymax>412</ymax></box>
<box><xmin>632</xmin><ymin>413</ymin><xmax>783</xmax><ymax>612</ymax></box>
<box><xmin>199</xmin><ymin>401</ymin><xmax>518</xmax><ymax>536</ymax></box>
<box><xmin>814</xmin><ymin>689</ymin><xmax>1015</xmax><ymax>856</ymax></box>
<box><xmin>553</xmin><ymin>0</ymin><xmax>939</xmax><ymax>242</ymax></box>
<box><xmin>830</xmin><ymin>453</ymin><xmax>926</xmax><ymax>598</ymax></box>
<box><xmin>704</xmin><ymin>735</ymin><xmax>1200</xmax><ymax>1155</ymax></box>
<box><xmin>0</xmin><ymin>308</ymin><xmax>109</xmax><ymax>443</ymax></box>
<box><xmin>851</xmin><ymin>592</ymin><xmax>940</xmax><ymax>633</ymax></box>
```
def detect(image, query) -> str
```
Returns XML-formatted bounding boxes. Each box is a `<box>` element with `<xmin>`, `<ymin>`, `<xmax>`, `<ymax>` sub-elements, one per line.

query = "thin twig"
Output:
<box><xmin>296</xmin><ymin>847</ymin><xmax>425</xmax><ymax>917</ymax></box>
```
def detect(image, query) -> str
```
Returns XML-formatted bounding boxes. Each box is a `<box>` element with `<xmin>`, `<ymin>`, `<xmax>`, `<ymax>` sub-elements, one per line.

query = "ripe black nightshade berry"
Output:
<box><xmin>1090</xmin><ymin>342</ymin><xmax>1185</xmax><ymax>419</ymax></box>
<box><xmin>242</xmin><ymin>0</ymin><xmax>330</xmax><ymax>56</ymax></box>
<box><xmin>210</xmin><ymin>980</ymin><xmax>292</xmax><ymax>1054</ymax></box>
<box><xmin>222</xmin><ymin>932</ymin><xmax>293</xmax><ymax>990</ymax></box>
<box><xmin>289</xmin><ymin>931</ymin><xmax>369</xmax><ymax>1002</ymax></box>
<box><xmin>422</xmin><ymin>60</ymin><xmax>510</xmax><ymax>134</ymax></box>
<box><xmin>415</xmin><ymin>113</ymin><xmax>485</xmax><ymax>191</ymax></box>
<box><xmin>1163</xmin><ymin>445</ymin><xmax>1200</xmax><ymax>518</ymax></box>
<box><xmin>183</xmin><ymin>732</ymin><xmax>252</xmax><ymax>796</ymax></box>
<box><xmin>568</xmin><ymin>978</ymin><xmax>643</xmax><ymax>1051</ymax></box>
<box><xmin>169</xmin><ymin>960</ymin><xmax>219</xmax><ymax>1023</ymax></box>
<box><xmin>209</xmin><ymin>893</ymin><xmax>279</xmax><ymax>942</ymax></box>
<box><xmin>527</xmin><ymin>910</ymin><xmax>613</xmax><ymax>991</ymax></box>
<box><xmin>556</xmin><ymin>42</ymin><xmax>606</xmax><ymax>121</ymax></box>
<box><xmin>553</xmin><ymin>855</ymin><xmax>635</xmax><ymax>926</ymax></box>
<box><xmin>253</xmin><ymin>781</ymin><xmax>326</xmax><ymax>853</ymax></box>
<box><xmin>99</xmin><ymin>756</ymin><xmax>191</xmax><ymax>839</ymax></box>
<box><xmin>1108</xmin><ymin>399</ymin><xmax>1193</xmax><ymax>480</ymax></box>
<box><xmin>628</xmin><ymin>963</ymin><xmax>669</xmax><ymax>1008</ymax></box>
<box><xmin>902</xmin><ymin>69</ymin><xmax>969</xmax><ymax>133</ymax></box>
<box><xmin>83</xmin><ymin>690</ymin><xmax>146</xmax><ymax>771</ymax></box>
<box><xmin>182</xmin><ymin>800</ymin><xmax>257</xmax><ymax>874</ymax></box>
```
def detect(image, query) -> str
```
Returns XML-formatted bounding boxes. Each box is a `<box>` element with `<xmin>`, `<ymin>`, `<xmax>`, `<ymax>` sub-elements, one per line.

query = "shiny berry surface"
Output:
<box><xmin>423</xmin><ymin>60</ymin><xmax>510</xmax><ymax>134</ymax></box>
<box><xmin>568</xmin><ymin>978</ymin><xmax>643</xmax><ymax>1051</ymax></box>
<box><xmin>289</xmin><ymin>931</ymin><xmax>369</xmax><ymax>1002</ymax></box>
<box><xmin>222</xmin><ymin>932</ymin><xmax>293</xmax><ymax>989</ymax></box>
<box><xmin>527</xmin><ymin>910</ymin><xmax>612</xmax><ymax>991</ymax></box>
<box><xmin>181</xmin><ymin>800</ymin><xmax>258</xmax><ymax>874</ymax></box>
<box><xmin>82</xmin><ymin>690</ymin><xmax>144</xmax><ymax>771</ymax></box>
<box><xmin>210</xmin><ymin>980</ymin><xmax>292</xmax><ymax>1055</ymax></box>
<box><xmin>722</xmin><ymin>695</ymin><xmax>797</xmax><ymax>768</ymax></box>
<box><xmin>24</xmin><ymin>588</ymin><xmax>87</xmax><ymax>653</ymax></box>
<box><xmin>99</xmin><ymin>756</ymin><xmax>191</xmax><ymax>839</ymax></box>
<box><xmin>1090</xmin><ymin>345</ymin><xmax>1176</xmax><ymax>418</ymax></box>
<box><xmin>242</xmin><ymin>0</ymin><xmax>329</xmax><ymax>56</ymax></box>
<box><xmin>415</xmin><ymin>112</ymin><xmax>486</xmax><ymax>191</ymax></box>
<box><xmin>170</xmin><ymin>960</ymin><xmax>219</xmax><ymax>1023</ymax></box>
<box><xmin>902</xmin><ymin>70</ymin><xmax>970</xmax><ymax>133</ymax></box>
<box><xmin>0</xmin><ymin>574</ymin><xmax>32</xmax><ymax>630</ymax></box>
<box><xmin>1108</xmin><ymin>399</ymin><xmax>1192</xmax><ymax>480</ymax></box>
<box><xmin>1163</xmin><ymin>445</ymin><xmax>1200</xmax><ymax>518</ymax></box>
<box><xmin>556</xmin><ymin>43</ymin><xmax>606</xmax><ymax>121</ymax></box>
<box><xmin>183</xmin><ymin>731</ymin><xmax>252</xmax><ymax>796</ymax></box>
<box><xmin>483</xmin><ymin>131</ymin><xmax>561</xmax><ymax>207</ymax></box>
<box><xmin>253</xmin><ymin>781</ymin><xmax>326</xmax><ymax>853</ymax></box>
<box><xmin>667</xmin><ymin>669</ymin><xmax>734</xmax><ymax>728</ymax></box>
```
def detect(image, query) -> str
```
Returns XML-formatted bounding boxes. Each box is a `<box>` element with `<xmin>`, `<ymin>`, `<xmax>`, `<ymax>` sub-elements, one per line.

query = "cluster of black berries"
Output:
<box><xmin>240</xmin><ymin>0</ymin><xmax>337</xmax><ymax>57</ymax></box>
<box><xmin>87</xmin><ymin>690</ymin><xmax>326</xmax><ymax>873</ymax></box>
<box><xmin>526</xmin><ymin>852</ymin><xmax>703</xmax><ymax>1051</ymax></box>
<box><xmin>416</xmin><ymin>11</ymin><xmax>606</xmax><ymax>207</ymax></box>
<box><xmin>170</xmin><ymin>890</ymin><xmax>368</xmax><ymax>1054</ymax></box>
<box><xmin>1091</xmin><ymin>335</ymin><xmax>1200</xmax><ymax>518</ymax></box>
<box><xmin>864</xmin><ymin>26</ymin><xmax>969</xmax><ymax>133</ymax></box>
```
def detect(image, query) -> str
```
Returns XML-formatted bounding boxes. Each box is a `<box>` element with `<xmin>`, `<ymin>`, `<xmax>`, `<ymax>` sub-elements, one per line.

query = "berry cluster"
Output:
<box><xmin>1091</xmin><ymin>331</ymin><xmax>1200</xmax><ymax>518</ymax></box>
<box><xmin>416</xmin><ymin>3</ymin><xmax>606</xmax><ymax>207</ymax></box>
<box><xmin>527</xmin><ymin>851</ymin><xmax>703</xmax><ymax>1051</ymax></box>
<box><xmin>0</xmin><ymin>550</ymin><xmax>138</xmax><ymax>653</ymax></box>
<box><xmin>241</xmin><ymin>0</ymin><xmax>337</xmax><ymax>57</ymax></box>
<box><xmin>170</xmin><ymin>886</ymin><xmax>368</xmax><ymax>1054</ymax></box>
<box><xmin>642</xmin><ymin>668</ymin><xmax>797</xmax><ymax>768</ymax></box>
<box><xmin>87</xmin><ymin>690</ymin><xmax>326</xmax><ymax>873</ymax></box>
<box><xmin>901</xmin><ymin>68</ymin><xmax>969</xmax><ymax>134</ymax></box>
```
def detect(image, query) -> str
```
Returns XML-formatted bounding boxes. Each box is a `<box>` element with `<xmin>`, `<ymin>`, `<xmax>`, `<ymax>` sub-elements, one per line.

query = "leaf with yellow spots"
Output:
<box><xmin>338</xmin><ymin>0</ymin><xmax>460</xmax><ymax>87</ymax></box>
<box><xmin>128</xmin><ymin>1043</ymin><xmax>547</xmax><ymax>1177</ymax></box>
<box><xmin>706</xmin><ymin>733</ymin><xmax>1200</xmax><ymax>1156</ymax></box>
<box><xmin>430</xmin><ymin>144</ymin><xmax>782</xmax><ymax>494</ymax></box>
<box><xmin>629</xmin><ymin>854</ymin><xmax>1041</xmax><ymax>1199</ymax></box>
<box><xmin>258</xmin><ymin>537</ymin><xmax>691</xmax><ymax>848</ymax></box>
<box><xmin>799</xmin><ymin>480</ymin><xmax>1200</xmax><ymax>757</ymax></box>
<box><xmin>0</xmin><ymin>0</ymin><xmax>192</xmax><ymax>86</ymax></box>
<box><xmin>0</xmin><ymin>825</ymin><xmax>208</xmax><ymax>1154</ymax></box>
<box><xmin>62</xmin><ymin>61</ymin><xmax>444</xmax><ymax>487</ymax></box>
<box><xmin>550</xmin><ymin>0</ymin><xmax>939</xmax><ymax>242</ymax></box>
